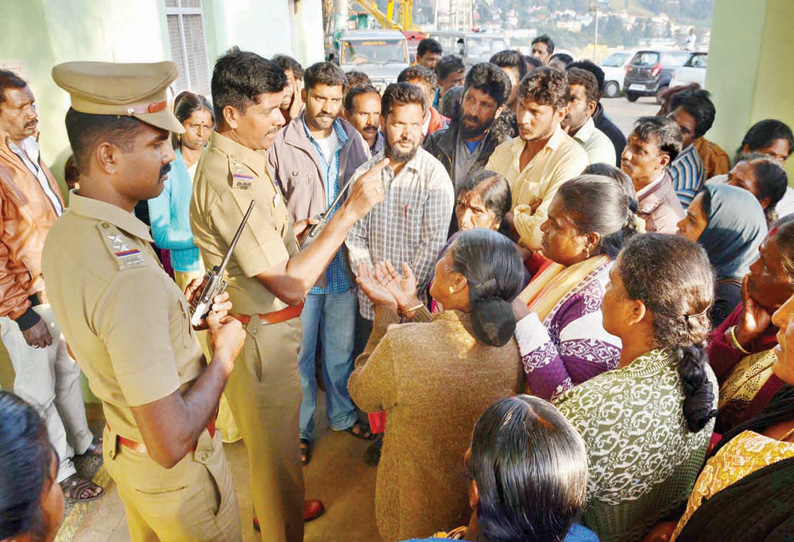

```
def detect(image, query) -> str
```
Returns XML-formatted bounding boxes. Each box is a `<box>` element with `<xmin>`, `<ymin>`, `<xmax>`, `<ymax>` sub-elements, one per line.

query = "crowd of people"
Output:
<box><xmin>1</xmin><ymin>31</ymin><xmax>794</xmax><ymax>542</ymax></box>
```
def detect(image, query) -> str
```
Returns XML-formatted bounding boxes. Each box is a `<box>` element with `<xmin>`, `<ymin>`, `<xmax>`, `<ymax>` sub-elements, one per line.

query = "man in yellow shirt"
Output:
<box><xmin>485</xmin><ymin>67</ymin><xmax>589</xmax><ymax>249</ymax></box>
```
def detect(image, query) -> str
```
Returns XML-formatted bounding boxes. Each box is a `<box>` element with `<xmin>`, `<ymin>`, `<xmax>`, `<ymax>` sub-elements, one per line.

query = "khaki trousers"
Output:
<box><xmin>103</xmin><ymin>425</ymin><xmax>241</xmax><ymax>542</ymax></box>
<box><xmin>0</xmin><ymin>304</ymin><xmax>92</xmax><ymax>482</ymax></box>
<box><xmin>226</xmin><ymin>315</ymin><xmax>304</xmax><ymax>542</ymax></box>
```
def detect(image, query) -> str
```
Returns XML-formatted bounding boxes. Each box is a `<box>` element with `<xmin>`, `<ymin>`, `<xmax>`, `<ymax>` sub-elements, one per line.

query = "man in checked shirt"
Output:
<box><xmin>347</xmin><ymin>82</ymin><xmax>454</xmax><ymax>353</ymax></box>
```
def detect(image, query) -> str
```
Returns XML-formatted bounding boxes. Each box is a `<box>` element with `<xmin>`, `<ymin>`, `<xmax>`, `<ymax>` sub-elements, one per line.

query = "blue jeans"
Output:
<box><xmin>298</xmin><ymin>290</ymin><xmax>358</xmax><ymax>442</ymax></box>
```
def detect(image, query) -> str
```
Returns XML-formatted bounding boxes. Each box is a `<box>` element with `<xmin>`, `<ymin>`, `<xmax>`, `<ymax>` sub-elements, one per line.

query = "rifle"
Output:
<box><xmin>189</xmin><ymin>201</ymin><xmax>255</xmax><ymax>326</ymax></box>
<box><xmin>300</xmin><ymin>170</ymin><xmax>361</xmax><ymax>249</ymax></box>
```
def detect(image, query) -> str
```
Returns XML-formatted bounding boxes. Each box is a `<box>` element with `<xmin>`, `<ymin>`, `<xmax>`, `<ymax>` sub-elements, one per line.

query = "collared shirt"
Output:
<box><xmin>636</xmin><ymin>171</ymin><xmax>667</xmax><ymax>199</ymax></box>
<box><xmin>485</xmin><ymin>125</ymin><xmax>590</xmax><ymax>249</ymax></box>
<box><xmin>191</xmin><ymin>131</ymin><xmax>299</xmax><ymax>316</ymax></box>
<box><xmin>668</xmin><ymin>144</ymin><xmax>706</xmax><ymax>209</ymax></box>
<box><xmin>303</xmin><ymin>118</ymin><xmax>351</xmax><ymax>294</ymax></box>
<box><xmin>571</xmin><ymin>117</ymin><xmax>617</xmax><ymax>166</ymax></box>
<box><xmin>370</xmin><ymin>131</ymin><xmax>386</xmax><ymax>156</ymax></box>
<box><xmin>346</xmin><ymin>147</ymin><xmax>455</xmax><ymax>320</ymax></box>
<box><xmin>42</xmin><ymin>191</ymin><xmax>203</xmax><ymax>441</ymax></box>
<box><xmin>8</xmin><ymin>137</ymin><xmax>63</xmax><ymax>216</ymax></box>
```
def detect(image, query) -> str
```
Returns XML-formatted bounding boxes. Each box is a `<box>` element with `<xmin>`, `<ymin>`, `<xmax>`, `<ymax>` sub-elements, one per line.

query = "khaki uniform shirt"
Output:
<box><xmin>41</xmin><ymin>192</ymin><xmax>203</xmax><ymax>441</ymax></box>
<box><xmin>190</xmin><ymin>132</ymin><xmax>299</xmax><ymax>316</ymax></box>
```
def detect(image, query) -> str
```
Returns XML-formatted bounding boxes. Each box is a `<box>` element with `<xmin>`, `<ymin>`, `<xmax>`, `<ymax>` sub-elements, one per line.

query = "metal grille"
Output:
<box><xmin>165</xmin><ymin>0</ymin><xmax>211</xmax><ymax>98</ymax></box>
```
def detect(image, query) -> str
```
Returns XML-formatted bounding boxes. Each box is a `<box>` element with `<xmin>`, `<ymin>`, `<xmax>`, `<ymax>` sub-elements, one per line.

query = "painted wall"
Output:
<box><xmin>707</xmin><ymin>0</ymin><xmax>794</xmax><ymax>181</ymax></box>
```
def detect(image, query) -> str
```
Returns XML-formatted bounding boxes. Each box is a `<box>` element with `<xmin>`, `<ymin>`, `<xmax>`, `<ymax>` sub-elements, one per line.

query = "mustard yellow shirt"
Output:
<box><xmin>485</xmin><ymin>125</ymin><xmax>589</xmax><ymax>249</ymax></box>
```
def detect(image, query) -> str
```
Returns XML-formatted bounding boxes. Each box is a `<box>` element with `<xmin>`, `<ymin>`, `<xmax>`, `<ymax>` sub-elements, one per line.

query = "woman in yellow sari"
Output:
<box><xmin>513</xmin><ymin>174</ymin><xmax>640</xmax><ymax>400</ymax></box>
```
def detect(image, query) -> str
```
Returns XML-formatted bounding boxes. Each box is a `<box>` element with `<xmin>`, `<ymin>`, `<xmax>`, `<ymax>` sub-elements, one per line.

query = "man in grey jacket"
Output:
<box><xmin>267</xmin><ymin>62</ymin><xmax>372</xmax><ymax>464</ymax></box>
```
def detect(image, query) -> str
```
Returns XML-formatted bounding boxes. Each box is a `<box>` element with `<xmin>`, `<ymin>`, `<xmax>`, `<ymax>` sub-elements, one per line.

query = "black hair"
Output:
<box><xmin>517</xmin><ymin>67</ymin><xmax>569</xmax><ymax>111</ymax></box>
<box><xmin>582</xmin><ymin>163</ymin><xmax>639</xmax><ymax>213</ymax></box>
<box><xmin>303</xmin><ymin>61</ymin><xmax>348</xmax><ymax>92</ymax></box>
<box><xmin>617</xmin><ymin>234</ymin><xmax>717</xmax><ymax>433</ymax></box>
<box><xmin>381</xmin><ymin>82</ymin><xmax>427</xmax><ymax>119</ymax></box>
<box><xmin>456</xmin><ymin>170</ymin><xmax>512</xmax><ymax>229</ymax></box>
<box><xmin>0</xmin><ymin>70</ymin><xmax>27</xmax><ymax>107</ymax></box>
<box><xmin>550</xmin><ymin>52</ymin><xmax>574</xmax><ymax>67</ymax></box>
<box><xmin>417</xmin><ymin>38</ymin><xmax>443</xmax><ymax>58</ymax></box>
<box><xmin>464</xmin><ymin>62</ymin><xmax>511</xmax><ymax>108</ymax></box>
<box><xmin>64</xmin><ymin>108</ymin><xmax>149</xmax><ymax>176</ymax></box>
<box><xmin>531</xmin><ymin>34</ymin><xmax>556</xmax><ymax>54</ymax></box>
<box><xmin>632</xmin><ymin>116</ymin><xmax>683</xmax><ymax>162</ymax></box>
<box><xmin>567</xmin><ymin>60</ymin><xmax>605</xmax><ymax>96</ymax></box>
<box><xmin>556</xmin><ymin>175</ymin><xmax>639</xmax><ymax>259</ymax></box>
<box><xmin>64</xmin><ymin>154</ymin><xmax>79</xmax><ymax>190</ymax></box>
<box><xmin>566</xmin><ymin>67</ymin><xmax>598</xmax><ymax>105</ymax></box>
<box><xmin>0</xmin><ymin>391</ymin><xmax>57</xmax><ymax>542</ymax></box>
<box><xmin>441</xmin><ymin>85</ymin><xmax>464</xmax><ymax>124</ymax></box>
<box><xmin>343</xmin><ymin>83</ymin><xmax>380</xmax><ymax>114</ymax></box>
<box><xmin>738</xmin><ymin>119</ymin><xmax>794</xmax><ymax>160</ymax></box>
<box><xmin>734</xmin><ymin>153</ymin><xmax>788</xmax><ymax>222</ymax></box>
<box><xmin>489</xmin><ymin>50</ymin><xmax>528</xmax><ymax>81</ymax></box>
<box><xmin>435</xmin><ymin>55</ymin><xmax>466</xmax><ymax>82</ymax></box>
<box><xmin>669</xmin><ymin>88</ymin><xmax>716</xmax><ymax>140</ymax></box>
<box><xmin>211</xmin><ymin>49</ymin><xmax>287</xmax><ymax>124</ymax></box>
<box><xmin>397</xmin><ymin>65</ymin><xmax>438</xmax><ymax>89</ymax></box>
<box><xmin>470</xmin><ymin>395</ymin><xmax>588</xmax><ymax>542</ymax></box>
<box><xmin>524</xmin><ymin>55</ymin><xmax>542</xmax><ymax>70</ymax></box>
<box><xmin>771</xmin><ymin>214</ymin><xmax>794</xmax><ymax>282</ymax></box>
<box><xmin>449</xmin><ymin>229</ymin><xmax>524</xmax><ymax>347</ymax></box>
<box><xmin>345</xmin><ymin>70</ymin><xmax>372</xmax><ymax>88</ymax></box>
<box><xmin>271</xmin><ymin>54</ymin><xmax>304</xmax><ymax>81</ymax></box>
<box><xmin>171</xmin><ymin>90</ymin><xmax>214</xmax><ymax>149</ymax></box>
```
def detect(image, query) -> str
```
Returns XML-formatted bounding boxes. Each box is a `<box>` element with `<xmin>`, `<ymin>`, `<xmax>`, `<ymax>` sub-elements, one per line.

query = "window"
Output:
<box><xmin>165</xmin><ymin>0</ymin><xmax>211</xmax><ymax>97</ymax></box>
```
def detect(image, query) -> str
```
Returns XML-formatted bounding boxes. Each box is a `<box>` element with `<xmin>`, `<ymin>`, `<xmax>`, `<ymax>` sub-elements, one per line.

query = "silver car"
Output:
<box><xmin>338</xmin><ymin>29</ymin><xmax>409</xmax><ymax>92</ymax></box>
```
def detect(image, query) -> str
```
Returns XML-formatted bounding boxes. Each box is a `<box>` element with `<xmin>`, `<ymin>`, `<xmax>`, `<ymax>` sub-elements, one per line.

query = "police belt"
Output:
<box><xmin>230</xmin><ymin>302</ymin><xmax>304</xmax><ymax>326</ymax></box>
<box><xmin>111</xmin><ymin>419</ymin><xmax>216</xmax><ymax>455</ymax></box>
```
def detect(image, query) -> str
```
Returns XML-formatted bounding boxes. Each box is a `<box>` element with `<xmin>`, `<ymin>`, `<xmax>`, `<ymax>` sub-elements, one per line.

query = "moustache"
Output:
<box><xmin>363</xmin><ymin>126</ymin><xmax>378</xmax><ymax>132</ymax></box>
<box><xmin>159</xmin><ymin>164</ymin><xmax>171</xmax><ymax>178</ymax></box>
<box><xmin>462</xmin><ymin>115</ymin><xmax>480</xmax><ymax>125</ymax></box>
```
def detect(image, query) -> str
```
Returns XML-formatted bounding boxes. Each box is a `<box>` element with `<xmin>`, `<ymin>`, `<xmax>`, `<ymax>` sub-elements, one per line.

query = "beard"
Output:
<box><xmin>460</xmin><ymin>115</ymin><xmax>492</xmax><ymax>140</ymax></box>
<box><xmin>385</xmin><ymin>139</ymin><xmax>419</xmax><ymax>163</ymax></box>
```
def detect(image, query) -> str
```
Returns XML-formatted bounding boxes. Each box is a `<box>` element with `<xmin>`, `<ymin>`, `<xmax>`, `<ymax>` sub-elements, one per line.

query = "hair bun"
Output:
<box><xmin>471</xmin><ymin>297</ymin><xmax>516</xmax><ymax>347</ymax></box>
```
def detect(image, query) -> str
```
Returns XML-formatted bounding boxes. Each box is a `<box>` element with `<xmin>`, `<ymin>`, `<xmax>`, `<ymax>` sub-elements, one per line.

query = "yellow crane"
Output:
<box><xmin>352</xmin><ymin>0</ymin><xmax>417</xmax><ymax>31</ymax></box>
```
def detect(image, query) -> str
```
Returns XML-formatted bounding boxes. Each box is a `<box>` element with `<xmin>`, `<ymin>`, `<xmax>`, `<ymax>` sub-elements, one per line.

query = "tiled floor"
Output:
<box><xmin>70</xmin><ymin>401</ymin><xmax>381</xmax><ymax>541</ymax></box>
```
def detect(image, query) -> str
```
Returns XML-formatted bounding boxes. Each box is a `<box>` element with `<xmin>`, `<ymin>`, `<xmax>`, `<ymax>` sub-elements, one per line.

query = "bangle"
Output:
<box><xmin>402</xmin><ymin>303</ymin><xmax>425</xmax><ymax>316</ymax></box>
<box><xmin>728</xmin><ymin>325</ymin><xmax>751</xmax><ymax>355</ymax></box>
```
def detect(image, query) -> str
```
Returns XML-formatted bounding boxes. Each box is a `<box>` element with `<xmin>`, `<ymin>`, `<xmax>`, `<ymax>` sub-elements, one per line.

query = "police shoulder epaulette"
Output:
<box><xmin>96</xmin><ymin>222</ymin><xmax>146</xmax><ymax>271</ymax></box>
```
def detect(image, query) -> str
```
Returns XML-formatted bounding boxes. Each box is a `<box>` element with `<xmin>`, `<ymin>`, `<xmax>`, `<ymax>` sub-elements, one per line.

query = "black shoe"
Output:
<box><xmin>363</xmin><ymin>437</ymin><xmax>383</xmax><ymax>466</ymax></box>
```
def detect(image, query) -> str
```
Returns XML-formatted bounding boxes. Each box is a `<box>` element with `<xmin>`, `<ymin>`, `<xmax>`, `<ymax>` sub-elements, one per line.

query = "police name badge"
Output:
<box><xmin>232</xmin><ymin>172</ymin><xmax>253</xmax><ymax>190</ymax></box>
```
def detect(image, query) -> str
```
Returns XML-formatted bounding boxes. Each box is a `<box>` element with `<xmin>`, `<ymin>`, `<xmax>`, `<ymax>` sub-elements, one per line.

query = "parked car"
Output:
<box><xmin>425</xmin><ymin>30</ymin><xmax>508</xmax><ymax>67</ymax></box>
<box><xmin>624</xmin><ymin>50</ymin><xmax>692</xmax><ymax>102</ymax></box>
<box><xmin>337</xmin><ymin>29</ymin><xmax>409</xmax><ymax>92</ymax></box>
<box><xmin>599</xmin><ymin>50</ymin><xmax>634</xmax><ymax>98</ymax></box>
<box><xmin>670</xmin><ymin>52</ymin><xmax>708</xmax><ymax>89</ymax></box>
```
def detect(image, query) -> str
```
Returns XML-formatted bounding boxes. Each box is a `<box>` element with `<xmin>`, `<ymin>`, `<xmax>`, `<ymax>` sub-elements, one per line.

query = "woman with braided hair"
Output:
<box><xmin>348</xmin><ymin>229</ymin><xmax>526</xmax><ymax>542</ymax></box>
<box><xmin>555</xmin><ymin>234</ymin><xmax>718</xmax><ymax>542</ymax></box>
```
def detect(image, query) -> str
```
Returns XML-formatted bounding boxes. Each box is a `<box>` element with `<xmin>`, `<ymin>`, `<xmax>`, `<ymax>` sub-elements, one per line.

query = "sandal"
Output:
<box><xmin>363</xmin><ymin>437</ymin><xmax>383</xmax><ymax>467</ymax></box>
<box><xmin>61</xmin><ymin>474</ymin><xmax>105</xmax><ymax>502</ymax></box>
<box><xmin>344</xmin><ymin>420</ymin><xmax>375</xmax><ymax>441</ymax></box>
<box><xmin>82</xmin><ymin>435</ymin><xmax>103</xmax><ymax>457</ymax></box>
<box><xmin>300</xmin><ymin>439</ymin><xmax>312</xmax><ymax>466</ymax></box>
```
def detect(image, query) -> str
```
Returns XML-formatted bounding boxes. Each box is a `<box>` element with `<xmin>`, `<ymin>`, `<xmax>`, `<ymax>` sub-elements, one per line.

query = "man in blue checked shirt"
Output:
<box><xmin>268</xmin><ymin>61</ymin><xmax>374</xmax><ymax>465</ymax></box>
<box><xmin>667</xmin><ymin>88</ymin><xmax>715</xmax><ymax>208</ymax></box>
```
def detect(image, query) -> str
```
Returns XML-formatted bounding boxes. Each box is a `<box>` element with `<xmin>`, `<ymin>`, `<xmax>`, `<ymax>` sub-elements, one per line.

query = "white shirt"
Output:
<box><xmin>572</xmin><ymin>117</ymin><xmax>617</xmax><ymax>166</ymax></box>
<box><xmin>314</xmin><ymin>129</ymin><xmax>339</xmax><ymax>163</ymax></box>
<box><xmin>8</xmin><ymin>137</ymin><xmax>63</xmax><ymax>216</ymax></box>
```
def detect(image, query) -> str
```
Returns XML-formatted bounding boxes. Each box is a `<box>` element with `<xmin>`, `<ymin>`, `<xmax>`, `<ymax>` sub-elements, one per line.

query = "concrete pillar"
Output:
<box><xmin>706</xmin><ymin>0</ymin><xmax>794</xmax><ymax>180</ymax></box>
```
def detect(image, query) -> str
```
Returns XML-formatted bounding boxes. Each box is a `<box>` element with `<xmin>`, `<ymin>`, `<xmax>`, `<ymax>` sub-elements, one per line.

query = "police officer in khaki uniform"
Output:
<box><xmin>42</xmin><ymin>61</ymin><xmax>247</xmax><ymax>542</ymax></box>
<box><xmin>190</xmin><ymin>50</ymin><xmax>387</xmax><ymax>542</ymax></box>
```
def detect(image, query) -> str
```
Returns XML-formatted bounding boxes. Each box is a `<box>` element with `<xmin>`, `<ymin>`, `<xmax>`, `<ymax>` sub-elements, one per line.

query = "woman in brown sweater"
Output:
<box><xmin>348</xmin><ymin>229</ymin><xmax>526</xmax><ymax>542</ymax></box>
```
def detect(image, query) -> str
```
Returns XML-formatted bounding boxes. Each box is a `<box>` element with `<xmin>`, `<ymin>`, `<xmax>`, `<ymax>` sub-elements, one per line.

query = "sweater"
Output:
<box><xmin>348</xmin><ymin>306</ymin><xmax>524</xmax><ymax>542</ymax></box>
<box><xmin>147</xmin><ymin>150</ymin><xmax>201</xmax><ymax>272</ymax></box>
<box><xmin>554</xmin><ymin>348</ymin><xmax>716</xmax><ymax>542</ymax></box>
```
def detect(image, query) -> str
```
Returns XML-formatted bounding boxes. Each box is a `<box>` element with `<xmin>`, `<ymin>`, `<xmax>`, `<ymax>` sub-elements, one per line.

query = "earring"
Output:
<box><xmin>448</xmin><ymin>287</ymin><xmax>455</xmax><ymax>294</ymax></box>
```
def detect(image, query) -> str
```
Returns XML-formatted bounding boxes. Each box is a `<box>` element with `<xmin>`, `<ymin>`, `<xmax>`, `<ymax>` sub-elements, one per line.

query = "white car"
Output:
<box><xmin>599</xmin><ymin>50</ymin><xmax>634</xmax><ymax>98</ymax></box>
<box><xmin>670</xmin><ymin>52</ymin><xmax>708</xmax><ymax>89</ymax></box>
